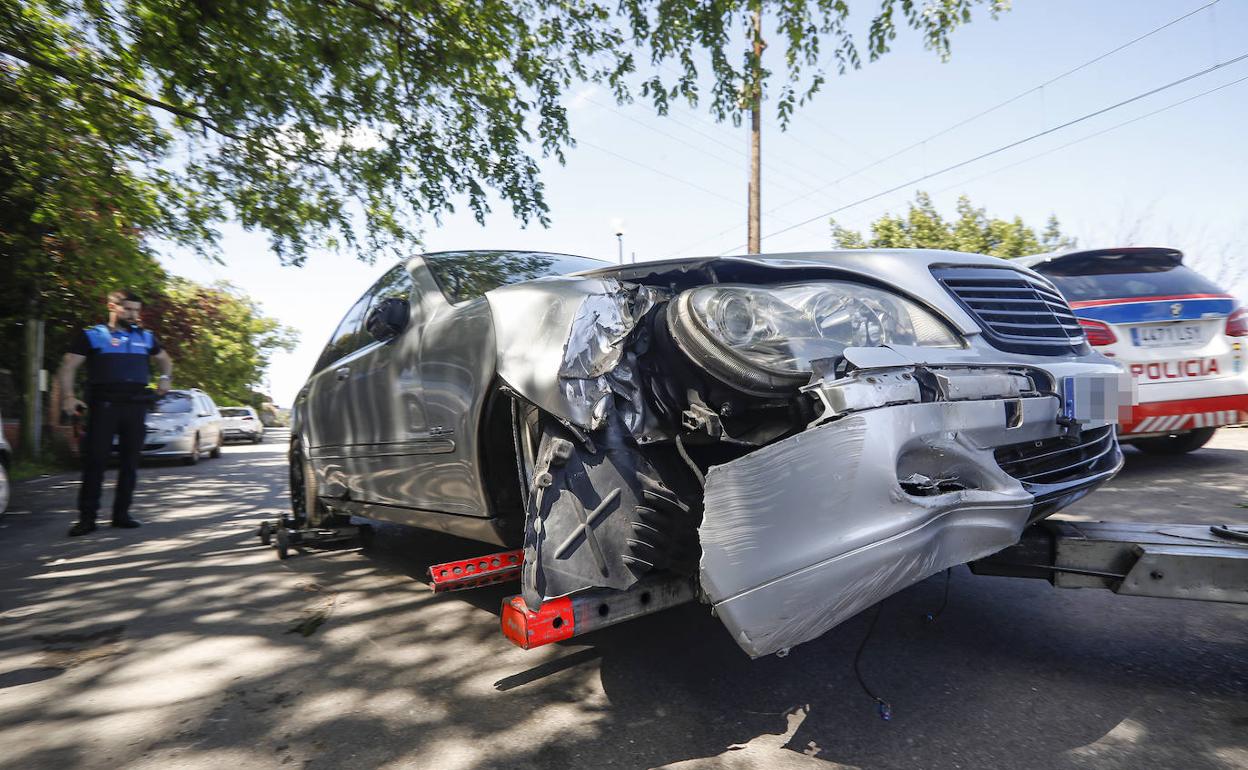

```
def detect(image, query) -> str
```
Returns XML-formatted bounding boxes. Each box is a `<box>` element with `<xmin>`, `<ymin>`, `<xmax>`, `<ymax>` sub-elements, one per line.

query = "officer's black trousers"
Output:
<box><xmin>78</xmin><ymin>399</ymin><xmax>148</xmax><ymax>522</ymax></box>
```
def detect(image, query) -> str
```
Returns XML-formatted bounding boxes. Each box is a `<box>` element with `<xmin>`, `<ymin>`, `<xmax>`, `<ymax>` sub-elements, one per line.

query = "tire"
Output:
<box><xmin>289</xmin><ymin>436</ymin><xmax>348</xmax><ymax>528</ymax></box>
<box><xmin>254</xmin><ymin>434</ymin><xmax>264</xmax><ymax>444</ymax></box>
<box><xmin>209</xmin><ymin>440</ymin><xmax>222</xmax><ymax>459</ymax></box>
<box><xmin>184</xmin><ymin>435</ymin><xmax>201</xmax><ymax>465</ymax></box>
<box><xmin>1133</xmin><ymin>427</ymin><xmax>1217</xmax><ymax>455</ymax></box>
<box><xmin>259</xmin><ymin>520</ymin><xmax>272</xmax><ymax>545</ymax></box>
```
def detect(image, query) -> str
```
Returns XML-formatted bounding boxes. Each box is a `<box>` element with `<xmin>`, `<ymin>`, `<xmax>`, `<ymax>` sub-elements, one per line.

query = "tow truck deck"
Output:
<box><xmin>421</xmin><ymin>520</ymin><xmax>1248</xmax><ymax>651</ymax></box>
<box><xmin>262</xmin><ymin>515</ymin><xmax>1248</xmax><ymax>652</ymax></box>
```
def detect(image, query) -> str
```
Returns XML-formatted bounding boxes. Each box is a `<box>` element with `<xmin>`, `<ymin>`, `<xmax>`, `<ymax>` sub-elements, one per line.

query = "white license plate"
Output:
<box><xmin>1130</xmin><ymin>323</ymin><xmax>1202</xmax><ymax>348</ymax></box>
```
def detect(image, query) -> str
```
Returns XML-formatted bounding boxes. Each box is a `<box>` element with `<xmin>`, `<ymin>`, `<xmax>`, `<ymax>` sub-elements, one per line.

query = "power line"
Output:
<box><xmin>930</xmin><ymin>71</ymin><xmax>1248</xmax><ymax>197</ymax></box>
<box><xmin>747</xmin><ymin>0</ymin><xmax>1225</xmax><ymax>227</ymax></box>
<box><xmin>575</xmin><ymin>139</ymin><xmax>741</xmax><ymax>206</ymax></box>
<box><xmin>582</xmin><ymin>96</ymin><xmax>827</xmax><ymax>199</ymax></box>
<box><xmin>719</xmin><ymin>49</ymin><xmax>1248</xmax><ymax>252</ymax></box>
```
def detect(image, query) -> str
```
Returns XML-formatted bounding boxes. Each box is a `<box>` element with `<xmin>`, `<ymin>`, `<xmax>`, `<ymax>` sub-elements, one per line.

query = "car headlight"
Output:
<box><xmin>667</xmin><ymin>281</ymin><xmax>961</xmax><ymax>394</ymax></box>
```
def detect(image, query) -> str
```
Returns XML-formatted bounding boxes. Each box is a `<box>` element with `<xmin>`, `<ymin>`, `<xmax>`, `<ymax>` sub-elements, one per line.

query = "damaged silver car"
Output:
<box><xmin>290</xmin><ymin>249</ymin><xmax>1124</xmax><ymax>657</ymax></box>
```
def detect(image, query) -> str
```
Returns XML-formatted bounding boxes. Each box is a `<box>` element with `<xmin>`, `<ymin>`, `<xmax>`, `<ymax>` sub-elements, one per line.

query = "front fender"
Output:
<box><xmin>485</xmin><ymin>277</ymin><xmax>662</xmax><ymax>430</ymax></box>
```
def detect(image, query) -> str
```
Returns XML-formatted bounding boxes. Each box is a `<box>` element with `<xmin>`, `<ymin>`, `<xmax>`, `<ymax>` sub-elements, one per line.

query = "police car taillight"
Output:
<box><xmin>1227</xmin><ymin>307</ymin><xmax>1248</xmax><ymax>337</ymax></box>
<box><xmin>1078</xmin><ymin>318</ymin><xmax>1117</xmax><ymax>346</ymax></box>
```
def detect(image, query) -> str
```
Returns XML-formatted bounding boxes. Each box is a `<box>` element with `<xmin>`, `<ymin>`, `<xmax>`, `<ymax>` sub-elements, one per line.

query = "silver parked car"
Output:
<box><xmin>140</xmin><ymin>389</ymin><xmax>224</xmax><ymax>464</ymax></box>
<box><xmin>291</xmin><ymin>250</ymin><xmax>1124</xmax><ymax>657</ymax></box>
<box><xmin>219</xmin><ymin>406</ymin><xmax>265</xmax><ymax>443</ymax></box>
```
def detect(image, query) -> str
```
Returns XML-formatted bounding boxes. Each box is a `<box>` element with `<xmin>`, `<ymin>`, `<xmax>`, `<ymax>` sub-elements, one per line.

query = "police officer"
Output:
<box><xmin>57</xmin><ymin>290</ymin><xmax>174</xmax><ymax>536</ymax></box>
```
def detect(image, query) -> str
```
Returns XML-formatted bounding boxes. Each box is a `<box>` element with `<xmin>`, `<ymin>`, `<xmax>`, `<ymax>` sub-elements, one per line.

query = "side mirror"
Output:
<box><xmin>366</xmin><ymin>297</ymin><xmax>410</xmax><ymax>342</ymax></box>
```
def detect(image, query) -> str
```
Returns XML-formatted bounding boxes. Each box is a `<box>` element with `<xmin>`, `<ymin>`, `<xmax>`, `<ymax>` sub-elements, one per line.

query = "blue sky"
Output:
<box><xmin>157</xmin><ymin>0</ymin><xmax>1248</xmax><ymax>406</ymax></box>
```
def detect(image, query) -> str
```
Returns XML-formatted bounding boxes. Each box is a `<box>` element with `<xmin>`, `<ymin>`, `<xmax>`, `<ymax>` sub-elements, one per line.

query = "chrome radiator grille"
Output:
<box><xmin>933</xmin><ymin>267</ymin><xmax>1086</xmax><ymax>355</ymax></box>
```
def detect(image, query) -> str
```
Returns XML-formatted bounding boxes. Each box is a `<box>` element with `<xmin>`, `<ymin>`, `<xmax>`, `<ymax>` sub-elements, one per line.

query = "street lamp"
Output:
<box><xmin>610</xmin><ymin>218</ymin><xmax>626</xmax><ymax>264</ymax></box>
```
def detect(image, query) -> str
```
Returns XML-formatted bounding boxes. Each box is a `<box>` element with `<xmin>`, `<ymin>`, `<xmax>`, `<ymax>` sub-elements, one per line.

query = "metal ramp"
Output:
<box><xmin>971</xmin><ymin>520</ymin><xmax>1248</xmax><ymax>604</ymax></box>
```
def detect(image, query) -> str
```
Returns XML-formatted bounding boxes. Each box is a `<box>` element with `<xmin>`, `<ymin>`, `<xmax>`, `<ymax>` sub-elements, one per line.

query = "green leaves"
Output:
<box><xmin>144</xmin><ymin>279</ymin><xmax>298</xmax><ymax>406</ymax></box>
<box><xmin>4</xmin><ymin>0</ymin><xmax>1011</xmax><ymax>266</ymax></box>
<box><xmin>829</xmin><ymin>191</ymin><xmax>1077</xmax><ymax>258</ymax></box>
<box><xmin>629</xmin><ymin>0</ymin><xmax>1005</xmax><ymax>130</ymax></box>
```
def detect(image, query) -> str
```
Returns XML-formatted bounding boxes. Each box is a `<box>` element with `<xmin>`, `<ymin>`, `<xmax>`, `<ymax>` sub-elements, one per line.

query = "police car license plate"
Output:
<box><xmin>1130</xmin><ymin>322</ymin><xmax>1202</xmax><ymax>348</ymax></box>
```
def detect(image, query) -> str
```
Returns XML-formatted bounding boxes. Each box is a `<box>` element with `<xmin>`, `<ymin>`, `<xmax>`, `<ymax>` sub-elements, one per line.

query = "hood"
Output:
<box><xmin>574</xmin><ymin>249</ymin><xmax>1042</xmax><ymax>337</ymax></box>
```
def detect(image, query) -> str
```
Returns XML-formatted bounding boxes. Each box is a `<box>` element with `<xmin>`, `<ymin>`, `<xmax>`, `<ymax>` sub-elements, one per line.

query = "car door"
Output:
<box><xmin>200</xmin><ymin>393</ymin><xmax>223</xmax><ymax>448</ymax></box>
<box><xmin>347</xmin><ymin>255</ymin><xmax>501</xmax><ymax>518</ymax></box>
<box><xmin>301</xmin><ymin>291</ymin><xmax>376</xmax><ymax>497</ymax></box>
<box><xmin>342</xmin><ymin>261</ymin><xmax>444</xmax><ymax>509</ymax></box>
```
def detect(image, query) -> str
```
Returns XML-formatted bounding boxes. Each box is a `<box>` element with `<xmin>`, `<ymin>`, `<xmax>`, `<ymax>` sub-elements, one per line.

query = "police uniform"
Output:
<box><xmin>70</xmin><ymin>323</ymin><xmax>163</xmax><ymax>526</ymax></box>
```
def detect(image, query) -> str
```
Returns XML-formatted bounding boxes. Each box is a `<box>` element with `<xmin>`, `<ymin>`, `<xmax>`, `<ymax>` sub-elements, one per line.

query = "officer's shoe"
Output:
<box><xmin>68</xmin><ymin>521</ymin><xmax>97</xmax><ymax>537</ymax></box>
<box><xmin>111</xmin><ymin>517</ymin><xmax>143</xmax><ymax>529</ymax></box>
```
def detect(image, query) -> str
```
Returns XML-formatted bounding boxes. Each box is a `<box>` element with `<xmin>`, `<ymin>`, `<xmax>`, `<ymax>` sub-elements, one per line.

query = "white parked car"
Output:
<box><xmin>219</xmin><ymin>406</ymin><xmax>265</xmax><ymax>443</ymax></box>
<box><xmin>139</xmin><ymin>389</ymin><xmax>224</xmax><ymax>464</ymax></box>
<box><xmin>1019</xmin><ymin>247</ymin><xmax>1248</xmax><ymax>453</ymax></box>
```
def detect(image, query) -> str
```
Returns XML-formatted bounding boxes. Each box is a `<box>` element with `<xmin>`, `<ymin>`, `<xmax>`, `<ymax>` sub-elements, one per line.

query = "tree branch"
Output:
<box><xmin>0</xmin><ymin>43</ymin><xmax>244</xmax><ymax>141</ymax></box>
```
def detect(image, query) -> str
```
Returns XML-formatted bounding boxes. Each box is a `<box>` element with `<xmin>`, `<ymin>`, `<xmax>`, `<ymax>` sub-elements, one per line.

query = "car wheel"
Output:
<box><xmin>1133</xmin><ymin>427</ymin><xmax>1217</xmax><ymax>455</ymax></box>
<box><xmin>209</xmin><ymin>440</ymin><xmax>222</xmax><ymax>459</ymax></box>
<box><xmin>289</xmin><ymin>436</ymin><xmax>348</xmax><ymax>528</ymax></box>
<box><xmin>184</xmin><ymin>434</ymin><xmax>201</xmax><ymax>465</ymax></box>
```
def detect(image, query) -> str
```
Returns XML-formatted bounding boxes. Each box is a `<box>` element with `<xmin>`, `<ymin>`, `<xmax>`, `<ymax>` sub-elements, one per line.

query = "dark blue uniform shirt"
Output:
<box><xmin>70</xmin><ymin>324</ymin><xmax>163</xmax><ymax>400</ymax></box>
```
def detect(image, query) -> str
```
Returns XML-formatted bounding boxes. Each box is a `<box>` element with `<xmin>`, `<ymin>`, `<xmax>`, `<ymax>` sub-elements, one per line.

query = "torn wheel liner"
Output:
<box><xmin>521</xmin><ymin>412</ymin><xmax>698</xmax><ymax>608</ymax></box>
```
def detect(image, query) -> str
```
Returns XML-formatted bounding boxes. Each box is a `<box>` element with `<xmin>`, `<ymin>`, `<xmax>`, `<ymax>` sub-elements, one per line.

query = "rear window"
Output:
<box><xmin>424</xmin><ymin>251</ymin><xmax>609</xmax><ymax>304</ymax></box>
<box><xmin>153</xmin><ymin>393</ymin><xmax>193</xmax><ymax>414</ymax></box>
<box><xmin>1036</xmin><ymin>256</ymin><xmax>1225</xmax><ymax>303</ymax></box>
<box><xmin>220</xmin><ymin>408</ymin><xmax>250</xmax><ymax>417</ymax></box>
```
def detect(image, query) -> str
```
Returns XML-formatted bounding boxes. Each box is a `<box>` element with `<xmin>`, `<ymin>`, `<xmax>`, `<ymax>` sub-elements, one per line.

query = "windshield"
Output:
<box><xmin>152</xmin><ymin>393</ymin><xmax>193</xmax><ymax>414</ymax></box>
<box><xmin>424</xmin><ymin>251</ymin><xmax>610</xmax><ymax>304</ymax></box>
<box><xmin>219</xmin><ymin>408</ymin><xmax>249</xmax><ymax>417</ymax></box>
<box><xmin>1037</xmin><ymin>261</ymin><xmax>1226</xmax><ymax>303</ymax></box>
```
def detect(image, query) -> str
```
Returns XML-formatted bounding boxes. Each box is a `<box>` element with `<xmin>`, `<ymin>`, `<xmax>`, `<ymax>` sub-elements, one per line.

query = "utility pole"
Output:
<box><xmin>22</xmin><ymin>318</ymin><xmax>45</xmax><ymax>457</ymax></box>
<box><xmin>615</xmin><ymin>231</ymin><xmax>624</xmax><ymax>264</ymax></box>
<box><xmin>747</xmin><ymin>1</ymin><xmax>765</xmax><ymax>254</ymax></box>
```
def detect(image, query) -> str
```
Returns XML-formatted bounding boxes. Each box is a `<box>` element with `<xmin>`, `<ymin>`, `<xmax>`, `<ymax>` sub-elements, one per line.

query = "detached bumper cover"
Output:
<box><xmin>699</xmin><ymin>394</ymin><xmax>1123</xmax><ymax>658</ymax></box>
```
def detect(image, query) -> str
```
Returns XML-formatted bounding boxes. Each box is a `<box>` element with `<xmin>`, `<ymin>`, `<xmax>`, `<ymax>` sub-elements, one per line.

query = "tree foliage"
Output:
<box><xmin>829</xmin><ymin>192</ymin><xmax>1078</xmax><ymax>258</ymax></box>
<box><xmin>626</xmin><ymin>0</ymin><xmax>1008</xmax><ymax>129</ymax></box>
<box><xmin>2</xmin><ymin>0</ymin><xmax>1009</xmax><ymax>265</ymax></box>
<box><xmin>144</xmin><ymin>280</ymin><xmax>298</xmax><ymax>407</ymax></box>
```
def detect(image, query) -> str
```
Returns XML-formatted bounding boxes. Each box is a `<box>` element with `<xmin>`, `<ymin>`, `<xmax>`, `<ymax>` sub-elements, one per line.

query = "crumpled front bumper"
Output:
<box><xmin>698</xmin><ymin>366</ymin><xmax>1124</xmax><ymax>659</ymax></box>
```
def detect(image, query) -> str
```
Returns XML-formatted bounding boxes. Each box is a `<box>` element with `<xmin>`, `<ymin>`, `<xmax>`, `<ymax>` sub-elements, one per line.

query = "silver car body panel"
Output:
<box><xmin>699</xmin><ymin>355</ymin><xmax>1122</xmax><ymax>658</ymax></box>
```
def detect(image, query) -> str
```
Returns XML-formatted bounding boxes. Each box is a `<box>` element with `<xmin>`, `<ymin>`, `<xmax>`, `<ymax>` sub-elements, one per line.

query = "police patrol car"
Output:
<box><xmin>1018</xmin><ymin>247</ymin><xmax>1248</xmax><ymax>453</ymax></box>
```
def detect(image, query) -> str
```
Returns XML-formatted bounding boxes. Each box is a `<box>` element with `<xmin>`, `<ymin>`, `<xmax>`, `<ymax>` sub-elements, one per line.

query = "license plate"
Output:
<box><xmin>1130</xmin><ymin>323</ymin><xmax>1202</xmax><ymax>348</ymax></box>
<box><xmin>1061</xmin><ymin>372</ymin><xmax>1132</xmax><ymax>424</ymax></box>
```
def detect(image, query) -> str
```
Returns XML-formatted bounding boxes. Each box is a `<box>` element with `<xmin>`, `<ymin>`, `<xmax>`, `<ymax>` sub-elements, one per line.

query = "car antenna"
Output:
<box><xmin>853</xmin><ymin>601</ymin><xmax>893</xmax><ymax>721</ymax></box>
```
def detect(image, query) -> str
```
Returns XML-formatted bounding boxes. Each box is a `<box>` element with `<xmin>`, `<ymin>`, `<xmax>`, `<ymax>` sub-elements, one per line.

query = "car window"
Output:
<box><xmin>423</xmin><ymin>251</ymin><xmax>609</xmax><ymax>304</ymax></box>
<box><xmin>315</xmin><ymin>292</ymin><xmax>373</xmax><ymax>371</ymax></box>
<box><xmin>220</xmin><ymin>408</ymin><xmax>249</xmax><ymax>417</ymax></box>
<box><xmin>153</xmin><ymin>393</ymin><xmax>193</xmax><ymax>414</ymax></box>
<box><xmin>369</xmin><ymin>263</ymin><xmax>414</xmax><ymax>303</ymax></box>
<box><xmin>313</xmin><ymin>265</ymin><xmax>417</xmax><ymax>372</ymax></box>
<box><xmin>1037</xmin><ymin>258</ymin><xmax>1226</xmax><ymax>303</ymax></box>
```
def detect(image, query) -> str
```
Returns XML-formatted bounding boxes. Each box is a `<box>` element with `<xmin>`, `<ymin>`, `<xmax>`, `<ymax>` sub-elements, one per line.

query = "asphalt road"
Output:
<box><xmin>1</xmin><ymin>429</ymin><xmax>1245</xmax><ymax>770</ymax></box>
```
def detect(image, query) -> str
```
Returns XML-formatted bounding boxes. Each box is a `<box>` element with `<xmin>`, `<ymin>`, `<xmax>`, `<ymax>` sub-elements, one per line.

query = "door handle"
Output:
<box><xmin>335</xmin><ymin>366</ymin><xmax>350</xmax><ymax>381</ymax></box>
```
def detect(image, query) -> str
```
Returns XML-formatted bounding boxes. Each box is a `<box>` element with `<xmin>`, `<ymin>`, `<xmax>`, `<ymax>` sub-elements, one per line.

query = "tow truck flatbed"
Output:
<box><xmin>970</xmin><ymin>520</ymin><xmax>1248</xmax><ymax>604</ymax></box>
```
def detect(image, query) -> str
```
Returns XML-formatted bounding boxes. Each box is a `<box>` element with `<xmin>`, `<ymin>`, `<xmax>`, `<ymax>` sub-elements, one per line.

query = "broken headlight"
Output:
<box><xmin>668</xmin><ymin>281</ymin><xmax>961</xmax><ymax>394</ymax></box>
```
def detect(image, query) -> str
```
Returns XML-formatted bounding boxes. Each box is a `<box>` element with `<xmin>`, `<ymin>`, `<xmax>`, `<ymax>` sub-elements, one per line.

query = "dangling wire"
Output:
<box><xmin>924</xmin><ymin>568</ymin><xmax>953</xmax><ymax>623</ymax></box>
<box><xmin>853</xmin><ymin>601</ymin><xmax>892</xmax><ymax>721</ymax></box>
